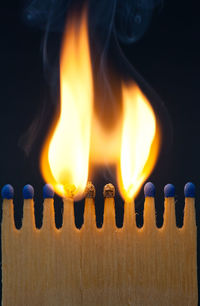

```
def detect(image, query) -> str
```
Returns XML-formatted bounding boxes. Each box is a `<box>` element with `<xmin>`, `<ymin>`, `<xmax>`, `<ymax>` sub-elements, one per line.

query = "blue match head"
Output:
<box><xmin>1</xmin><ymin>184</ymin><xmax>14</xmax><ymax>199</ymax></box>
<box><xmin>184</xmin><ymin>182</ymin><xmax>195</xmax><ymax>198</ymax></box>
<box><xmin>43</xmin><ymin>184</ymin><xmax>54</xmax><ymax>198</ymax></box>
<box><xmin>144</xmin><ymin>182</ymin><xmax>155</xmax><ymax>197</ymax></box>
<box><xmin>164</xmin><ymin>184</ymin><xmax>175</xmax><ymax>197</ymax></box>
<box><xmin>23</xmin><ymin>184</ymin><xmax>34</xmax><ymax>199</ymax></box>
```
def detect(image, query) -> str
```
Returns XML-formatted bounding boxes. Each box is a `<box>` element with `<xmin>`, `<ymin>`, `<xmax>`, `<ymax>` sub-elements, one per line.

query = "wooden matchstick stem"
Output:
<box><xmin>81</xmin><ymin>197</ymin><xmax>98</xmax><ymax>305</ymax></box>
<box><xmin>1</xmin><ymin>193</ymin><xmax>198</xmax><ymax>305</ymax></box>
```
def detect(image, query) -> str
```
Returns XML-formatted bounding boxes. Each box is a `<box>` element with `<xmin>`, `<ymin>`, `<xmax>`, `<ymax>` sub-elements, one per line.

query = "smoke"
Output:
<box><xmin>115</xmin><ymin>0</ymin><xmax>163</xmax><ymax>43</ymax></box>
<box><xmin>22</xmin><ymin>0</ymin><xmax>164</xmax><ymax>109</ymax></box>
<box><xmin>22</xmin><ymin>0</ymin><xmax>69</xmax><ymax>31</ymax></box>
<box><xmin>22</xmin><ymin>0</ymin><xmax>164</xmax><ymax>94</ymax></box>
<box><xmin>23</xmin><ymin>0</ymin><xmax>163</xmax><ymax>42</ymax></box>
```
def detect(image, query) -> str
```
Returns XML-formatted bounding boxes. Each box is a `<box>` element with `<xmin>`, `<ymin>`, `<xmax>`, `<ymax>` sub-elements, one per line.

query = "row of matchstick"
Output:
<box><xmin>0</xmin><ymin>181</ymin><xmax>197</xmax><ymax>230</ymax></box>
<box><xmin>1</xmin><ymin>181</ymin><xmax>196</xmax><ymax>200</ymax></box>
<box><xmin>1</xmin><ymin>181</ymin><xmax>197</xmax><ymax>305</ymax></box>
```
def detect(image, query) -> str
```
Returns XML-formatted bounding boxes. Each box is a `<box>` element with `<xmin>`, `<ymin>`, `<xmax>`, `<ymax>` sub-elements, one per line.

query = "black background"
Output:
<box><xmin>0</xmin><ymin>0</ymin><xmax>200</xmax><ymax>303</ymax></box>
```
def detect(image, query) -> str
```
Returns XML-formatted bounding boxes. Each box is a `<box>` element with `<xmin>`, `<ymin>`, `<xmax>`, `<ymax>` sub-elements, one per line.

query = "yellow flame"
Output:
<box><xmin>40</xmin><ymin>9</ymin><xmax>93</xmax><ymax>199</ymax></box>
<box><xmin>90</xmin><ymin>114</ymin><xmax>122</xmax><ymax>165</ymax></box>
<box><xmin>40</xmin><ymin>7</ymin><xmax>160</xmax><ymax>201</ymax></box>
<box><xmin>117</xmin><ymin>83</ymin><xmax>160</xmax><ymax>201</ymax></box>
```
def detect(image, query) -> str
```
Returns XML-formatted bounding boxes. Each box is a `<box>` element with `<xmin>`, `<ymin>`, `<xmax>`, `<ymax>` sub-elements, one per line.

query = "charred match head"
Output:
<box><xmin>85</xmin><ymin>182</ymin><xmax>96</xmax><ymax>198</ymax></box>
<box><xmin>103</xmin><ymin>183</ymin><xmax>115</xmax><ymax>198</ymax></box>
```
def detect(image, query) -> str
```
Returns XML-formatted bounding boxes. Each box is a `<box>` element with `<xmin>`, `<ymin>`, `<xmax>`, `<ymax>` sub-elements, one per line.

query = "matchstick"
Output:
<box><xmin>1</xmin><ymin>182</ymin><xmax>198</xmax><ymax>305</ymax></box>
<box><xmin>81</xmin><ymin>182</ymin><xmax>98</xmax><ymax>305</ymax></box>
<box><xmin>1</xmin><ymin>184</ymin><xmax>82</xmax><ymax>306</ymax></box>
<box><xmin>2</xmin><ymin>184</ymin><xmax>38</xmax><ymax>305</ymax></box>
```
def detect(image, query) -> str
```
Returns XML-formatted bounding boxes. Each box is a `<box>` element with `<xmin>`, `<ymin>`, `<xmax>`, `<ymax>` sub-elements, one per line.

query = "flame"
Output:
<box><xmin>40</xmin><ymin>9</ymin><xmax>93</xmax><ymax>199</ymax></box>
<box><xmin>40</xmin><ymin>7</ymin><xmax>160</xmax><ymax>201</ymax></box>
<box><xmin>117</xmin><ymin>83</ymin><xmax>160</xmax><ymax>201</ymax></box>
<box><xmin>90</xmin><ymin>114</ymin><xmax>122</xmax><ymax>165</ymax></box>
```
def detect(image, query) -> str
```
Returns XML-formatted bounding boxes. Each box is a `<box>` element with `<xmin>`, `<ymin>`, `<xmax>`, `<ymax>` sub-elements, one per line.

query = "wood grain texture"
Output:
<box><xmin>1</xmin><ymin>195</ymin><xmax>198</xmax><ymax>305</ymax></box>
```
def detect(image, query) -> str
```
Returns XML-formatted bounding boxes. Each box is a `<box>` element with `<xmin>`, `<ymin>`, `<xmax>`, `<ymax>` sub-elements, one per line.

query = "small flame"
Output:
<box><xmin>117</xmin><ymin>83</ymin><xmax>160</xmax><ymax>201</ymax></box>
<box><xmin>40</xmin><ymin>9</ymin><xmax>93</xmax><ymax>199</ymax></box>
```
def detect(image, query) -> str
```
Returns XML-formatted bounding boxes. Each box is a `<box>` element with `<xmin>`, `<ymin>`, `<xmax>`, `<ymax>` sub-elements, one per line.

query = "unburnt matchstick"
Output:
<box><xmin>1</xmin><ymin>182</ymin><xmax>198</xmax><ymax>306</ymax></box>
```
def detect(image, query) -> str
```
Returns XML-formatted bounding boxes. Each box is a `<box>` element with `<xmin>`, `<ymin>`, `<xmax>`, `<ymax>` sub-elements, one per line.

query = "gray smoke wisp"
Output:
<box><xmin>22</xmin><ymin>0</ymin><xmax>163</xmax><ymax>78</ymax></box>
<box><xmin>23</xmin><ymin>0</ymin><xmax>163</xmax><ymax>42</ymax></box>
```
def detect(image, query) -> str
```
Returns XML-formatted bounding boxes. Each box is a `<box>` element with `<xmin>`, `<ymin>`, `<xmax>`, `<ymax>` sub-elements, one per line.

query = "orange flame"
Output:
<box><xmin>117</xmin><ymin>84</ymin><xmax>160</xmax><ymax>201</ymax></box>
<box><xmin>40</xmin><ymin>9</ymin><xmax>93</xmax><ymax>200</ymax></box>
<box><xmin>40</xmin><ymin>7</ymin><xmax>160</xmax><ymax>201</ymax></box>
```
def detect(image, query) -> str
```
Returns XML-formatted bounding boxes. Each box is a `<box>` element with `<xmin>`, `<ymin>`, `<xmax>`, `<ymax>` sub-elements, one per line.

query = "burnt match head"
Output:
<box><xmin>23</xmin><ymin>184</ymin><xmax>34</xmax><ymax>199</ymax></box>
<box><xmin>103</xmin><ymin>183</ymin><xmax>115</xmax><ymax>198</ymax></box>
<box><xmin>144</xmin><ymin>182</ymin><xmax>155</xmax><ymax>197</ymax></box>
<box><xmin>184</xmin><ymin>182</ymin><xmax>195</xmax><ymax>198</ymax></box>
<box><xmin>1</xmin><ymin>184</ymin><xmax>14</xmax><ymax>199</ymax></box>
<box><xmin>85</xmin><ymin>182</ymin><xmax>96</xmax><ymax>198</ymax></box>
<box><xmin>164</xmin><ymin>184</ymin><xmax>175</xmax><ymax>198</ymax></box>
<box><xmin>43</xmin><ymin>184</ymin><xmax>54</xmax><ymax>199</ymax></box>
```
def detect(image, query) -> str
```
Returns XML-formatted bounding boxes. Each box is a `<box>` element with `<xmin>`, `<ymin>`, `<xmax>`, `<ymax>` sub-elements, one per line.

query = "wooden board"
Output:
<box><xmin>1</xmin><ymin>187</ymin><xmax>198</xmax><ymax>305</ymax></box>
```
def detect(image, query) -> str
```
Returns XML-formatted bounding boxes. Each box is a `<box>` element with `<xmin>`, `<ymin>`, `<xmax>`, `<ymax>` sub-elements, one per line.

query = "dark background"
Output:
<box><xmin>0</xmin><ymin>0</ymin><xmax>200</xmax><ymax>303</ymax></box>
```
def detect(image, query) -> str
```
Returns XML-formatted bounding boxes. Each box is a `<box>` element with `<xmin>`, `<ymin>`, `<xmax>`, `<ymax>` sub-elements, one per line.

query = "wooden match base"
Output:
<box><xmin>1</xmin><ymin>187</ymin><xmax>198</xmax><ymax>306</ymax></box>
